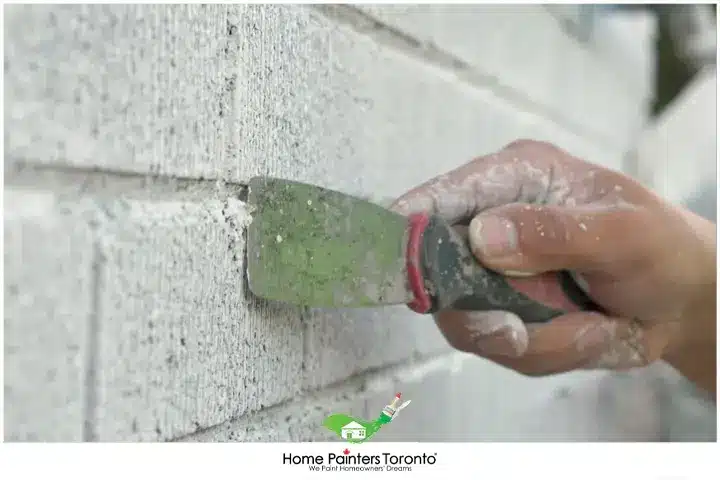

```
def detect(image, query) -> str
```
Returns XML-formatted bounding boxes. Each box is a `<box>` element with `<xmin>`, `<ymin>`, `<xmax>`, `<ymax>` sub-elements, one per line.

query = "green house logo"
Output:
<box><xmin>323</xmin><ymin>393</ymin><xmax>411</xmax><ymax>444</ymax></box>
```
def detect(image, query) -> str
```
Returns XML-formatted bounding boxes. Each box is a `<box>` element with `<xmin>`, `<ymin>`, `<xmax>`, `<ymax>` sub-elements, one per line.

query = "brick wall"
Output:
<box><xmin>5</xmin><ymin>4</ymin><xmax>714</xmax><ymax>442</ymax></box>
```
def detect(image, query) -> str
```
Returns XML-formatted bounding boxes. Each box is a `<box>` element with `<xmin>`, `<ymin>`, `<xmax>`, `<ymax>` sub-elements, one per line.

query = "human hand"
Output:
<box><xmin>391</xmin><ymin>140</ymin><xmax>716</xmax><ymax>389</ymax></box>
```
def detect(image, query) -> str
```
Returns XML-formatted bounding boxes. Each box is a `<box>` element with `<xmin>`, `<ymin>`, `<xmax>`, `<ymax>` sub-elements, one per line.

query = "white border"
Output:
<box><xmin>1</xmin><ymin>442</ymin><xmax>719</xmax><ymax>479</ymax></box>
<box><xmin>0</xmin><ymin>3</ymin><xmax>718</xmax><ymax>480</ymax></box>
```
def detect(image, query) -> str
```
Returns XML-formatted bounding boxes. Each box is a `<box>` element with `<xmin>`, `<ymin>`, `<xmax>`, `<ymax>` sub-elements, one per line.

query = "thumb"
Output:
<box><xmin>467</xmin><ymin>202</ymin><xmax>651</xmax><ymax>275</ymax></box>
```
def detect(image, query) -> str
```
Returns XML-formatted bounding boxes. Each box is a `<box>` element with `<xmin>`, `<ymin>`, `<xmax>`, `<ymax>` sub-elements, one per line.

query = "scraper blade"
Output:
<box><xmin>246</xmin><ymin>177</ymin><xmax>414</xmax><ymax>308</ymax></box>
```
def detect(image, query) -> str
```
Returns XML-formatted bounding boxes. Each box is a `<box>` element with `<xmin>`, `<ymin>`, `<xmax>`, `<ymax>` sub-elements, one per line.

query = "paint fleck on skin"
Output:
<box><xmin>463</xmin><ymin>310</ymin><xmax>529</xmax><ymax>356</ymax></box>
<box><xmin>390</xmin><ymin>144</ymin><xmax>635</xmax><ymax>228</ymax></box>
<box><xmin>589</xmin><ymin>320</ymin><xmax>646</xmax><ymax>369</ymax></box>
<box><xmin>572</xmin><ymin>318</ymin><xmax>647</xmax><ymax>369</ymax></box>
<box><xmin>573</xmin><ymin>320</ymin><xmax>612</xmax><ymax>352</ymax></box>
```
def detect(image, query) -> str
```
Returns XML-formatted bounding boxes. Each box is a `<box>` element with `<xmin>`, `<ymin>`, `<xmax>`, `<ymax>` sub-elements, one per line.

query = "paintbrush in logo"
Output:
<box><xmin>378</xmin><ymin>393</ymin><xmax>412</xmax><ymax>424</ymax></box>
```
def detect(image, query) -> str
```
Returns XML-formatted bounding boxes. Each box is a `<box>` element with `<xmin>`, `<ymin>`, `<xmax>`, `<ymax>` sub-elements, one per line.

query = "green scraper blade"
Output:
<box><xmin>246</xmin><ymin>177</ymin><xmax>413</xmax><ymax>308</ymax></box>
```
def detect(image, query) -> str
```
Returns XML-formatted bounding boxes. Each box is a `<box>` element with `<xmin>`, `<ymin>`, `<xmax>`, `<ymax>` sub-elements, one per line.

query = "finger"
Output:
<box><xmin>467</xmin><ymin>202</ymin><xmax>658</xmax><ymax>275</ymax></box>
<box><xmin>436</xmin><ymin>310</ymin><xmax>659</xmax><ymax>377</ymax></box>
<box><xmin>487</xmin><ymin>313</ymin><xmax>658</xmax><ymax>376</ymax></box>
<box><xmin>482</xmin><ymin>313</ymin><xmax>618</xmax><ymax>376</ymax></box>
<box><xmin>433</xmin><ymin>310</ymin><xmax>529</xmax><ymax>357</ymax></box>
<box><xmin>390</xmin><ymin>139</ymin><xmax>604</xmax><ymax>223</ymax></box>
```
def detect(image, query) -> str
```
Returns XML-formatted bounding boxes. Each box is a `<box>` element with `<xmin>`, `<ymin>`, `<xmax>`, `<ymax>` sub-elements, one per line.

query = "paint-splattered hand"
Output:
<box><xmin>391</xmin><ymin>140</ymin><xmax>716</xmax><ymax>389</ymax></box>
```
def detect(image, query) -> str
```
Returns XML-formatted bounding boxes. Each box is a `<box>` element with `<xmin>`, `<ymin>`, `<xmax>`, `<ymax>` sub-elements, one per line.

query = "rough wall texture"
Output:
<box><xmin>4</xmin><ymin>4</ymin><xmax>715</xmax><ymax>442</ymax></box>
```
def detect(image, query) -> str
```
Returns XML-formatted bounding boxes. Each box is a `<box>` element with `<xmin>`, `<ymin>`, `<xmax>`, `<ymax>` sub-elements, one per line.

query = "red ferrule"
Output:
<box><xmin>406</xmin><ymin>213</ymin><xmax>432</xmax><ymax>314</ymax></box>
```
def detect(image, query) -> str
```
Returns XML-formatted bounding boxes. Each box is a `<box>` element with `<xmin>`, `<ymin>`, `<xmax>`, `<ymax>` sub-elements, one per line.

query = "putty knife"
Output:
<box><xmin>246</xmin><ymin>176</ymin><xmax>597</xmax><ymax>323</ymax></box>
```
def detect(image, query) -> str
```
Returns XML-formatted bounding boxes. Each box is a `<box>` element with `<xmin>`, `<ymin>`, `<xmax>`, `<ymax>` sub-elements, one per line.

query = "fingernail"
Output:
<box><xmin>470</xmin><ymin>214</ymin><xmax>518</xmax><ymax>258</ymax></box>
<box><xmin>503</xmin><ymin>270</ymin><xmax>537</xmax><ymax>277</ymax></box>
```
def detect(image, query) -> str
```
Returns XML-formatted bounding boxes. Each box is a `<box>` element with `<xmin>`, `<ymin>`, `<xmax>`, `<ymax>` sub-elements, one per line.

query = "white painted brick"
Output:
<box><xmin>303</xmin><ymin>307</ymin><xmax>449</xmax><ymax>390</ymax></box>
<box><xmin>4</xmin><ymin>190</ymin><xmax>94</xmax><ymax>441</ymax></box>
<box><xmin>591</xmin><ymin>9</ymin><xmax>658</xmax><ymax>101</ymax></box>
<box><xmin>357</xmin><ymin>4</ymin><xmax>649</xmax><ymax>150</ymax></box>
<box><xmin>92</xmin><ymin>198</ymin><xmax>304</xmax><ymax>441</ymax></box>
<box><xmin>484</xmin><ymin>96</ymin><xmax>624</xmax><ymax>172</ymax></box>
<box><xmin>6</xmin><ymin>4</ymin><xmax>617</xmax><ymax>200</ymax></box>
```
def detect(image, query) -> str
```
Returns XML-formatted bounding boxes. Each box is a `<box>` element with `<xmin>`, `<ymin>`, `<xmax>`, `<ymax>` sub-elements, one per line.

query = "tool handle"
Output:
<box><xmin>405</xmin><ymin>213</ymin><xmax>600</xmax><ymax>323</ymax></box>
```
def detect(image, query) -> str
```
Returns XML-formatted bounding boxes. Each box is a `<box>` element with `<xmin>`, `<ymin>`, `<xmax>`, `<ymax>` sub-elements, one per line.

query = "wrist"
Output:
<box><xmin>662</xmin><ymin>219</ymin><xmax>716</xmax><ymax>397</ymax></box>
<box><xmin>663</xmin><ymin>306</ymin><xmax>715</xmax><ymax>399</ymax></box>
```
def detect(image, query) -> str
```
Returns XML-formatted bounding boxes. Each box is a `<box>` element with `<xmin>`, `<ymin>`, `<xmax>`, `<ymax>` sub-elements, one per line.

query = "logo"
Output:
<box><xmin>282</xmin><ymin>449</ymin><xmax>437</xmax><ymax>472</ymax></box>
<box><xmin>323</xmin><ymin>392</ymin><xmax>411</xmax><ymax>443</ymax></box>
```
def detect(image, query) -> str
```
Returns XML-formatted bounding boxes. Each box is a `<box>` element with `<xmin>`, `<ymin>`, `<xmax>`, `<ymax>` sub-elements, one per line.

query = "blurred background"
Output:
<box><xmin>4</xmin><ymin>3</ymin><xmax>717</xmax><ymax>442</ymax></box>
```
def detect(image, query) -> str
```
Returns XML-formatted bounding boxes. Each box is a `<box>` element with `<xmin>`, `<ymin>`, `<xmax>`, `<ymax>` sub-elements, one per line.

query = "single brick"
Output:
<box><xmin>4</xmin><ymin>189</ymin><xmax>95</xmax><ymax>441</ymax></box>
